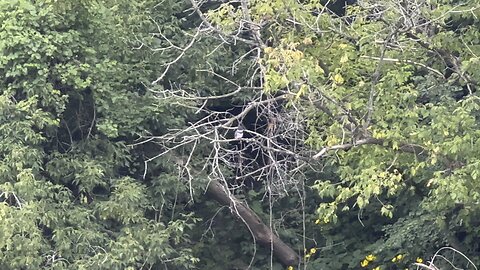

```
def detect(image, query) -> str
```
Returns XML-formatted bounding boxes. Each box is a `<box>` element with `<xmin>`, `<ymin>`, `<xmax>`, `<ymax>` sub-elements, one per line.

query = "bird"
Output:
<box><xmin>235</xmin><ymin>123</ymin><xmax>245</xmax><ymax>140</ymax></box>
<box><xmin>234</xmin><ymin>123</ymin><xmax>245</xmax><ymax>177</ymax></box>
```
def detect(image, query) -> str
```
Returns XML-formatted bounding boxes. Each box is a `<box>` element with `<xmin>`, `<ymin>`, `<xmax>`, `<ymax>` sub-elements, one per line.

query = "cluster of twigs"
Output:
<box><xmin>132</xmin><ymin>0</ymin><xmax>322</xmax><ymax>200</ymax></box>
<box><xmin>141</xmin><ymin>89</ymin><xmax>311</xmax><ymax>198</ymax></box>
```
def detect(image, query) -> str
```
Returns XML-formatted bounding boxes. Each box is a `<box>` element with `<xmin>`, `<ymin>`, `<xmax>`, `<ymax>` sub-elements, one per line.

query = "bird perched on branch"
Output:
<box><xmin>234</xmin><ymin>122</ymin><xmax>245</xmax><ymax>179</ymax></box>
<box><xmin>235</xmin><ymin>123</ymin><xmax>245</xmax><ymax>140</ymax></box>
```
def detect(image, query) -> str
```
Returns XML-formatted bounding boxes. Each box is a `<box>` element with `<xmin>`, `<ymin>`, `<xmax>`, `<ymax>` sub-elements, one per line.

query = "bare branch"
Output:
<box><xmin>151</xmin><ymin>28</ymin><xmax>202</xmax><ymax>85</ymax></box>
<box><xmin>360</xmin><ymin>56</ymin><xmax>444</xmax><ymax>78</ymax></box>
<box><xmin>313</xmin><ymin>137</ymin><xmax>426</xmax><ymax>159</ymax></box>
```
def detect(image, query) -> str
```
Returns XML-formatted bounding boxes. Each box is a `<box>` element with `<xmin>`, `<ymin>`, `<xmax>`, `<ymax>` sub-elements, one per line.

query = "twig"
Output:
<box><xmin>312</xmin><ymin>137</ymin><xmax>426</xmax><ymax>159</ymax></box>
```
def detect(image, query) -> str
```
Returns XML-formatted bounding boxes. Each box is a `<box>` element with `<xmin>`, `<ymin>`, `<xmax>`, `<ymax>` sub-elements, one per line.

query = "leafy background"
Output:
<box><xmin>0</xmin><ymin>0</ymin><xmax>479</xmax><ymax>269</ymax></box>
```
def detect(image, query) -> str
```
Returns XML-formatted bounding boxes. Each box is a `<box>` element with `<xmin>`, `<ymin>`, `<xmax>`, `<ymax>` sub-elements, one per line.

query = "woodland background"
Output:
<box><xmin>0</xmin><ymin>0</ymin><xmax>480</xmax><ymax>269</ymax></box>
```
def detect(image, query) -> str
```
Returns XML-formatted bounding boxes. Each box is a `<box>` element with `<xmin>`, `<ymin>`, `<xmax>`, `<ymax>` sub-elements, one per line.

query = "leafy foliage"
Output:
<box><xmin>1</xmin><ymin>0</ymin><xmax>480</xmax><ymax>269</ymax></box>
<box><xmin>201</xmin><ymin>0</ymin><xmax>480</xmax><ymax>268</ymax></box>
<box><xmin>0</xmin><ymin>0</ymin><xmax>198</xmax><ymax>269</ymax></box>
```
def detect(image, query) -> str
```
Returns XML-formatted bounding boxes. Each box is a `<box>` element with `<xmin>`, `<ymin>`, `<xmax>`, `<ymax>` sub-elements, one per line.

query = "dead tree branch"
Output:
<box><xmin>206</xmin><ymin>180</ymin><xmax>300</xmax><ymax>266</ymax></box>
<box><xmin>313</xmin><ymin>137</ymin><xmax>426</xmax><ymax>159</ymax></box>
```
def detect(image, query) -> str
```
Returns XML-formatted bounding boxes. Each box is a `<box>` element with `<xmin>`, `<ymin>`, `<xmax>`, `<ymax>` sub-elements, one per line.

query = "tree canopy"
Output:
<box><xmin>0</xmin><ymin>0</ymin><xmax>479</xmax><ymax>269</ymax></box>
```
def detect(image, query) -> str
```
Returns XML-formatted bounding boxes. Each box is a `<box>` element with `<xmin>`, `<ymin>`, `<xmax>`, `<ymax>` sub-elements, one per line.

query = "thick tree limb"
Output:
<box><xmin>206</xmin><ymin>180</ymin><xmax>299</xmax><ymax>266</ymax></box>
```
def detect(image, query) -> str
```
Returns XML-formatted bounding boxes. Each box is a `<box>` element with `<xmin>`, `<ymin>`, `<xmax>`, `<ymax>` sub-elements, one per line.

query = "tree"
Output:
<box><xmin>0</xmin><ymin>0</ymin><xmax>198</xmax><ymax>269</ymax></box>
<box><xmin>1</xmin><ymin>0</ymin><xmax>480</xmax><ymax>269</ymax></box>
<box><xmin>141</xmin><ymin>0</ymin><xmax>480</xmax><ymax>268</ymax></box>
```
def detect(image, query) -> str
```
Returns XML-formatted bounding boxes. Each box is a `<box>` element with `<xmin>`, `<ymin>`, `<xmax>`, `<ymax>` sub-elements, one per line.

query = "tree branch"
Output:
<box><xmin>206</xmin><ymin>180</ymin><xmax>299</xmax><ymax>266</ymax></box>
<box><xmin>312</xmin><ymin>137</ymin><xmax>426</xmax><ymax>159</ymax></box>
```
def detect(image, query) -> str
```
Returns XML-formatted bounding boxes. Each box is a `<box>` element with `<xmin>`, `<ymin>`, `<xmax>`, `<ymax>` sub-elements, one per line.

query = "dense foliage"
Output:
<box><xmin>0</xmin><ymin>1</ymin><xmax>198</xmax><ymax>269</ymax></box>
<box><xmin>1</xmin><ymin>0</ymin><xmax>479</xmax><ymax>269</ymax></box>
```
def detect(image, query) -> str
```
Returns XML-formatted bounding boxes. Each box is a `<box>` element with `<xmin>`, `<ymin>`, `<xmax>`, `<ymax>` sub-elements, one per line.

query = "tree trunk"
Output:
<box><xmin>206</xmin><ymin>180</ymin><xmax>300</xmax><ymax>266</ymax></box>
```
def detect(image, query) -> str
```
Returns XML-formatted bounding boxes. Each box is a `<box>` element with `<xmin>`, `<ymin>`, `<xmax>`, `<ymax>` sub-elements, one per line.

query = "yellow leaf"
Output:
<box><xmin>426</xmin><ymin>179</ymin><xmax>434</xmax><ymax>187</ymax></box>
<box><xmin>296</xmin><ymin>84</ymin><xmax>308</xmax><ymax>99</ymax></box>
<box><xmin>302</xmin><ymin>37</ymin><xmax>313</xmax><ymax>45</ymax></box>
<box><xmin>333</xmin><ymin>73</ymin><xmax>345</xmax><ymax>85</ymax></box>
<box><xmin>366</xmin><ymin>254</ymin><xmax>376</xmax><ymax>261</ymax></box>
